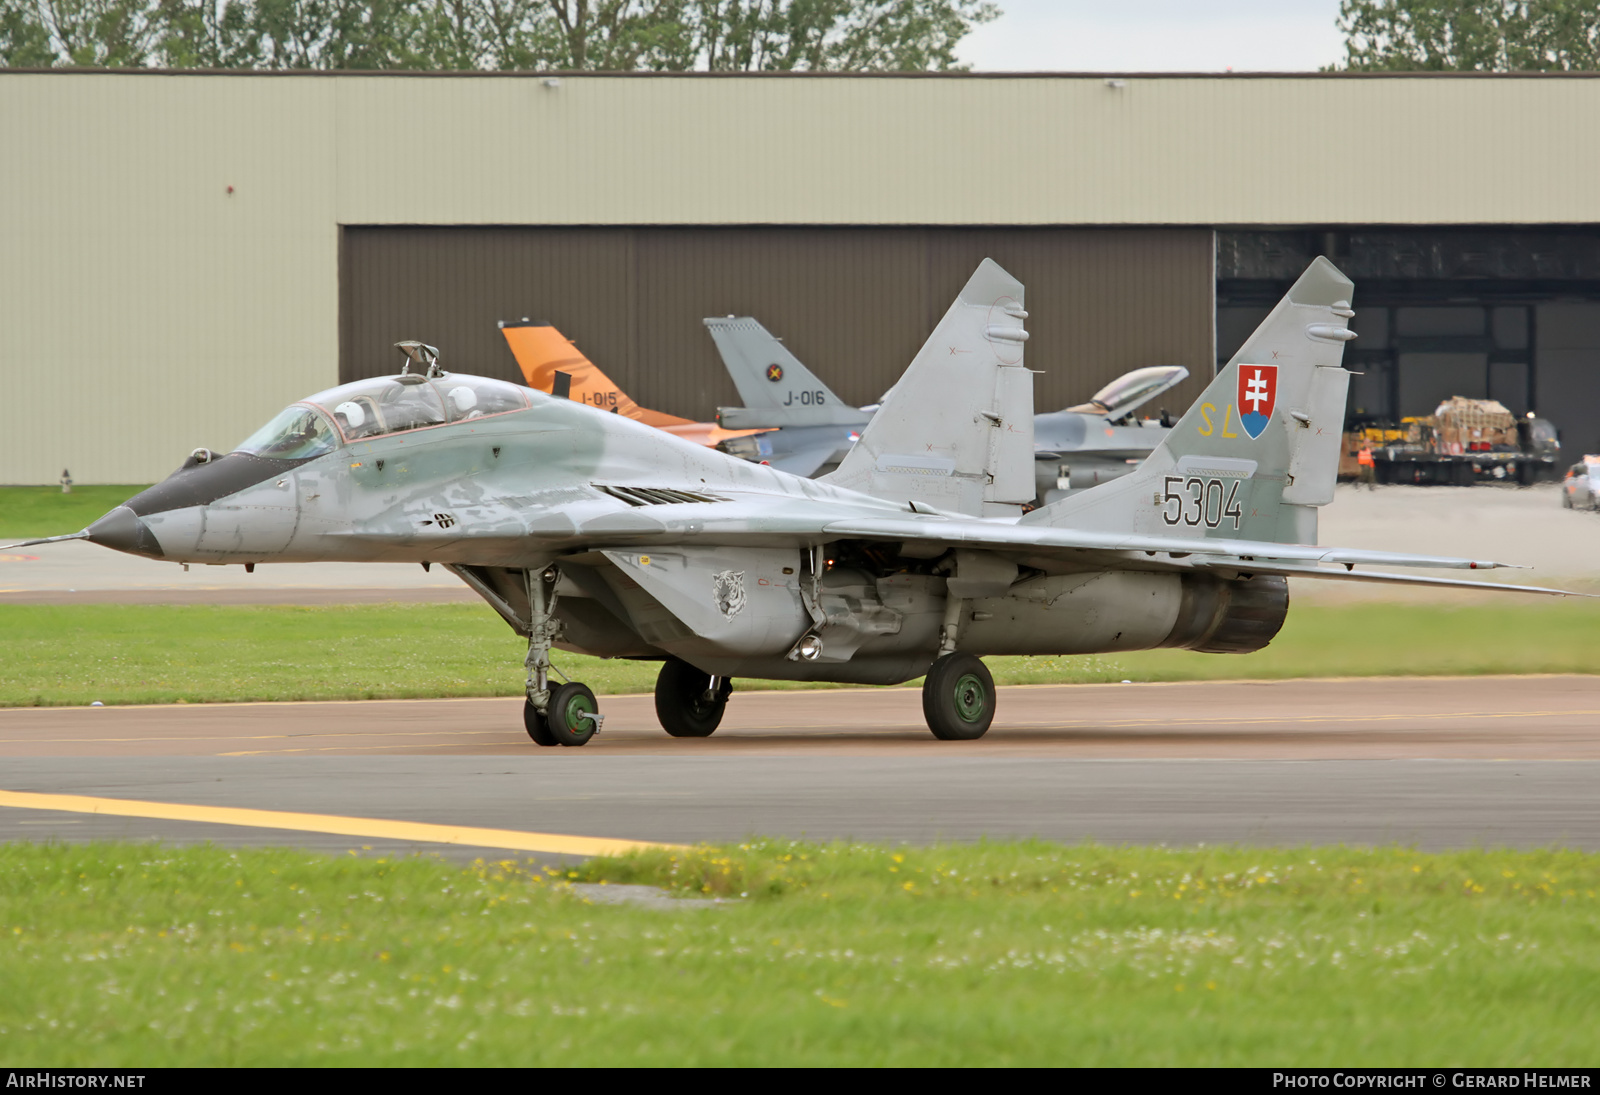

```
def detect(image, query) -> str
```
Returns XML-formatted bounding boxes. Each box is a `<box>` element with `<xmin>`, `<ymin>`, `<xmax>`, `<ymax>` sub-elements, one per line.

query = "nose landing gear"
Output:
<box><xmin>522</xmin><ymin>565</ymin><xmax>603</xmax><ymax>748</ymax></box>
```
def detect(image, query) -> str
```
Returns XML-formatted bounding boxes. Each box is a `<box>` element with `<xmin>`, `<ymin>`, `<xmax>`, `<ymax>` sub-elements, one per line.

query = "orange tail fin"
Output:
<box><xmin>499</xmin><ymin>320</ymin><xmax>692</xmax><ymax>428</ymax></box>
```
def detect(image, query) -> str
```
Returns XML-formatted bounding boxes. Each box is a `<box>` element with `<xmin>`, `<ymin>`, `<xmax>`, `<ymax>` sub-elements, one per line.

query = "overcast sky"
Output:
<box><xmin>955</xmin><ymin>0</ymin><xmax>1348</xmax><ymax>73</ymax></box>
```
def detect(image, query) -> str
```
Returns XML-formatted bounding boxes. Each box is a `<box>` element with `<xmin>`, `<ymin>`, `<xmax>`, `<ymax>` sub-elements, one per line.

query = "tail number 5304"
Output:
<box><xmin>1162</xmin><ymin>476</ymin><xmax>1243</xmax><ymax>530</ymax></box>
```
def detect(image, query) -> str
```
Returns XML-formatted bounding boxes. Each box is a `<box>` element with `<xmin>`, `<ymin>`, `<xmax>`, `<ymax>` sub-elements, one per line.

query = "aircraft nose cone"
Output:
<box><xmin>85</xmin><ymin>506</ymin><xmax>164</xmax><ymax>559</ymax></box>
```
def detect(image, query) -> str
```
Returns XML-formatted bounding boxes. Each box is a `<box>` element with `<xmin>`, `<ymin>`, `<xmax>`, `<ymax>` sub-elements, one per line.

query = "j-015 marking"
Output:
<box><xmin>1162</xmin><ymin>476</ymin><xmax>1243</xmax><ymax>530</ymax></box>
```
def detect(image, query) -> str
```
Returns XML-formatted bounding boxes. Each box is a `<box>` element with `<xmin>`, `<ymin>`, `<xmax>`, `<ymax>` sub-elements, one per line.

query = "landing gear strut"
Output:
<box><xmin>922</xmin><ymin>652</ymin><xmax>995</xmax><ymax>741</ymax></box>
<box><xmin>522</xmin><ymin>565</ymin><xmax>602</xmax><ymax>747</ymax></box>
<box><xmin>654</xmin><ymin>658</ymin><xmax>733</xmax><ymax>738</ymax></box>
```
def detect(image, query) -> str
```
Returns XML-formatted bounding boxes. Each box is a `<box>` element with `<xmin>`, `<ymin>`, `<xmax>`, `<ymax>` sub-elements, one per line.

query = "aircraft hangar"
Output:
<box><xmin>4</xmin><ymin>69</ymin><xmax>1600</xmax><ymax>483</ymax></box>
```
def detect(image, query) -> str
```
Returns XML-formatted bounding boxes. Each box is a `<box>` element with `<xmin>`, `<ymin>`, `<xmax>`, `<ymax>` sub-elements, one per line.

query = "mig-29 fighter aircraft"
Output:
<box><xmin>707</xmin><ymin>314</ymin><xmax>1188</xmax><ymax>495</ymax></box>
<box><xmin>11</xmin><ymin>258</ymin><xmax>1572</xmax><ymax>747</ymax></box>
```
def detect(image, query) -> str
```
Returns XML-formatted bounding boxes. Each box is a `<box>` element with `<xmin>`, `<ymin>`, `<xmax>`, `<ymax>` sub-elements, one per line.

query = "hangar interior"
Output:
<box><xmin>347</xmin><ymin>225</ymin><xmax>1600</xmax><ymax>458</ymax></box>
<box><xmin>1218</xmin><ymin>229</ymin><xmax>1600</xmax><ymax>456</ymax></box>
<box><xmin>340</xmin><ymin>226</ymin><xmax>1217</xmax><ymax>422</ymax></box>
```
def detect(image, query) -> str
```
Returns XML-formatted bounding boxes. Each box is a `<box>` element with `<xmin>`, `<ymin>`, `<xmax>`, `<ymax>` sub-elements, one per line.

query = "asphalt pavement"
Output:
<box><xmin>3</xmin><ymin>677</ymin><xmax>1599</xmax><ymax>857</ymax></box>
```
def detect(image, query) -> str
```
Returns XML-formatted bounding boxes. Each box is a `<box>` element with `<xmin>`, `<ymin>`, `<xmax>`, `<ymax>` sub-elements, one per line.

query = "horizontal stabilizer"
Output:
<box><xmin>768</xmin><ymin>444</ymin><xmax>842</xmax><ymax>478</ymax></box>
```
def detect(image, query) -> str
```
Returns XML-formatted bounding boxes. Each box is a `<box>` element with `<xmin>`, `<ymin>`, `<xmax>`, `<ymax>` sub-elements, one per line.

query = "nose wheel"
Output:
<box><xmin>546</xmin><ymin>682</ymin><xmax>602</xmax><ymax>746</ymax></box>
<box><xmin>523</xmin><ymin>699</ymin><xmax>558</xmax><ymax>747</ymax></box>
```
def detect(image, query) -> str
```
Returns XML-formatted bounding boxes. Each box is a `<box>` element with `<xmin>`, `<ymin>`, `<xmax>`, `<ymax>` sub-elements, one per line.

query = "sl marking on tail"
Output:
<box><xmin>1237</xmin><ymin>364</ymin><xmax>1278</xmax><ymax>440</ymax></box>
<box><xmin>1221</xmin><ymin>404</ymin><xmax>1240</xmax><ymax>439</ymax></box>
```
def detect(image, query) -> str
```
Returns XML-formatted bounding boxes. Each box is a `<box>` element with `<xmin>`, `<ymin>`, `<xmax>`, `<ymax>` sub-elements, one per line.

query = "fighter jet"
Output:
<box><xmin>498</xmin><ymin>318</ymin><xmax>765</xmax><ymax>450</ymax></box>
<box><xmin>10</xmin><ymin>259</ymin><xmax>1573</xmax><ymax>747</ymax></box>
<box><xmin>706</xmin><ymin>314</ymin><xmax>1188</xmax><ymax>495</ymax></box>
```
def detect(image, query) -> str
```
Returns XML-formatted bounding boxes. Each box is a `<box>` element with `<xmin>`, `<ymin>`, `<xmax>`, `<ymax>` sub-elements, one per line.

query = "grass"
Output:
<box><xmin>1</xmin><ymin>839</ymin><xmax>1596</xmax><ymax>1066</ymax></box>
<box><xmin>0</xmin><ymin>485</ymin><xmax>150</xmax><ymax>540</ymax></box>
<box><xmin>1</xmin><ymin>599</ymin><xmax>1597</xmax><ymax>708</ymax></box>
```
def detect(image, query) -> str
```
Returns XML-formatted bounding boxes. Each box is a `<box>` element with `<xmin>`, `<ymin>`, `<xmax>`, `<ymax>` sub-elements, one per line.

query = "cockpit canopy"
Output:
<box><xmin>233</xmin><ymin>374</ymin><xmax>531</xmax><ymax>459</ymax></box>
<box><xmin>1068</xmin><ymin>366</ymin><xmax>1190</xmax><ymax>419</ymax></box>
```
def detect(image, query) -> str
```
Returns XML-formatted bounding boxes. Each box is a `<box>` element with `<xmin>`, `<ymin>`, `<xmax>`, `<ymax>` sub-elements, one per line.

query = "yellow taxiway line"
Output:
<box><xmin>0</xmin><ymin>789</ymin><xmax>683</xmax><ymax>856</ymax></box>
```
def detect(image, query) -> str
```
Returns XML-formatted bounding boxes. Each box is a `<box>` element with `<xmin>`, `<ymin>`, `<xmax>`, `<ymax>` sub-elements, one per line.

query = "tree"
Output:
<box><xmin>156</xmin><ymin>0</ymin><xmax>263</xmax><ymax>67</ymax></box>
<box><xmin>1337</xmin><ymin>0</ymin><xmax>1600</xmax><ymax>71</ymax></box>
<box><xmin>30</xmin><ymin>0</ymin><xmax>164</xmax><ymax>65</ymax></box>
<box><xmin>0</xmin><ymin>0</ymin><xmax>1000</xmax><ymax>69</ymax></box>
<box><xmin>1</xmin><ymin>0</ymin><xmax>55</xmax><ymax>64</ymax></box>
<box><xmin>694</xmin><ymin>0</ymin><xmax>997</xmax><ymax>71</ymax></box>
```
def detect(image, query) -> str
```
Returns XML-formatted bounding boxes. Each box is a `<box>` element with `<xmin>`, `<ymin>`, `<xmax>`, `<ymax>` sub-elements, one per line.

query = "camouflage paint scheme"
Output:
<box><xmin>24</xmin><ymin>259</ymin><xmax>1568</xmax><ymax>742</ymax></box>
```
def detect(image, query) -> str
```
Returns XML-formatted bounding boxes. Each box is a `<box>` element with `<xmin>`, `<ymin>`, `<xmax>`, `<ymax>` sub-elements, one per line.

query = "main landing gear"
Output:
<box><xmin>922</xmin><ymin>652</ymin><xmax>995</xmax><ymax>741</ymax></box>
<box><xmin>522</xmin><ymin>566</ymin><xmax>603</xmax><ymax>748</ymax></box>
<box><xmin>654</xmin><ymin>658</ymin><xmax>733</xmax><ymax>738</ymax></box>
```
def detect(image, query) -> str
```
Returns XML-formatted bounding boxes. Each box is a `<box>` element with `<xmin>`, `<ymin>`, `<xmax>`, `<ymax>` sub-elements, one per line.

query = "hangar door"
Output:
<box><xmin>340</xmin><ymin>227</ymin><xmax>1216</xmax><ymax>422</ymax></box>
<box><xmin>1219</xmin><ymin>230</ymin><xmax>1600</xmax><ymax>456</ymax></box>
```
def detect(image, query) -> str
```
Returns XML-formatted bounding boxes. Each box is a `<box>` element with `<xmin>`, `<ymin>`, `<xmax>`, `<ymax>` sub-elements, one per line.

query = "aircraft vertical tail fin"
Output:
<box><xmin>705</xmin><ymin>317</ymin><xmax>865</xmax><ymax>428</ymax></box>
<box><xmin>499</xmin><ymin>320</ymin><xmax>692</xmax><ymax>428</ymax></box>
<box><xmin>1023</xmin><ymin>257</ymin><xmax>1356</xmax><ymax>544</ymax></box>
<box><xmin>821</xmin><ymin>259</ymin><xmax>1036</xmax><ymax>518</ymax></box>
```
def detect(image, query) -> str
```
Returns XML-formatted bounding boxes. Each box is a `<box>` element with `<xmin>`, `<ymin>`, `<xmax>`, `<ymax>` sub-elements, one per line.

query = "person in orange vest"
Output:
<box><xmin>1357</xmin><ymin>443</ymin><xmax>1377</xmax><ymax>490</ymax></box>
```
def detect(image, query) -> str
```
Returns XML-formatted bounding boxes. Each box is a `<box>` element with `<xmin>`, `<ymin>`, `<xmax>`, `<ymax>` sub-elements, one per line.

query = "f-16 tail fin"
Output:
<box><xmin>822</xmin><ymin>259</ymin><xmax>1035</xmax><ymax>518</ymax></box>
<box><xmin>706</xmin><ymin>317</ymin><xmax>866</xmax><ymax>429</ymax></box>
<box><xmin>499</xmin><ymin>319</ymin><xmax>692</xmax><ymax>428</ymax></box>
<box><xmin>1024</xmin><ymin>257</ymin><xmax>1356</xmax><ymax>544</ymax></box>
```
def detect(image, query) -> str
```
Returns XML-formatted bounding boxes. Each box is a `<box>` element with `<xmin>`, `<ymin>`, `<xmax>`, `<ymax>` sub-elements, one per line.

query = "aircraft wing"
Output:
<box><xmin>1181</xmin><ymin>559</ymin><xmax>1582</xmax><ymax>596</ymax></box>
<box><xmin>815</xmin><ymin>515</ymin><xmax>1583</xmax><ymax>596</ymax></box>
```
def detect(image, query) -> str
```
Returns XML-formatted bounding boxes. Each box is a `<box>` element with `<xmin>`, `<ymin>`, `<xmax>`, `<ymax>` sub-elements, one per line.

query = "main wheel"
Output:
<box><xmin>654</xmin><ymin>658</ymin><xmax>732</xmax><ymax>738</ymax></box>
<box><xmin>547</xmin><ymin>682</ymin><xmax>600</xmax><ymax>747</ymax></box>
<box><xmin>922</xmin><ymin>652</ymin><xmax>995</xmax><ymax>741</ymax></box>
<box><xmin>523</xmin><ymin>698</ymin><xmax>558</xmax><ymax>747</ymax></box>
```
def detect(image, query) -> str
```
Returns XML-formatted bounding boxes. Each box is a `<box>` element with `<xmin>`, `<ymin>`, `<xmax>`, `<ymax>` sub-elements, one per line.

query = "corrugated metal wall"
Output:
<box><xmin>340</xmin><ymin>227</ymin><xmax>1215</xmax><ymax>419</ymax></box>
<box><xmin>327</xmin><ymin>74</ymin><xmax>1600</xmax><ymax>227</ymax></box>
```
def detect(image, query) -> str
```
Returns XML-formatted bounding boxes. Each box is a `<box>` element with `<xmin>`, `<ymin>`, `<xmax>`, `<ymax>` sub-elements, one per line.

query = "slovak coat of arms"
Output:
<box><xmin>713</xmin><ymin>569</ymin><xmax>747</xmax><ymax>620</ymax></box>
<box><xmin>1237</xmin><ymin>364</ymin><xmax>1278</xmax><ymax>440</ymax></box>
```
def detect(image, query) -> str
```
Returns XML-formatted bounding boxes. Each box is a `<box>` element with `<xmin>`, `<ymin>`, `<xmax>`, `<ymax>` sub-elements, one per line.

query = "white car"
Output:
<box><xmin>1560</xmin><ymin>460</ymin><xmax>1600</xmax><ymax>510</ymax></box>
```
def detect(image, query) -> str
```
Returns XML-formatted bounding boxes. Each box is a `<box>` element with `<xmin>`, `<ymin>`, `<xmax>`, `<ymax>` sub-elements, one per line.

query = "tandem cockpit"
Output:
<box><xmin>237</xmin><ymin>355</ymin><xmax>530</xmax><ymax>460</ymax></box>
<box><xmin>79</xmin><ymin>344</ymin><xmax>531</xmax><ymax>559</ymax></box>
